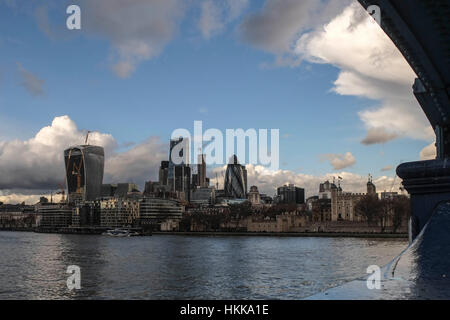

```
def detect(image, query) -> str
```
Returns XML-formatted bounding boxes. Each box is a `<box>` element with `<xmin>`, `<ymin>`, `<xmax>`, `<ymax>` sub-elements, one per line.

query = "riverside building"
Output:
<box><xmin>64</xmin><ymin>145</ymin><xmax>105</xmax><ymax>203</ymax></box>
<box><xmin>139</xmin><ymin>197</ymin><xmax>183</xmax><ymax>231</ymax></box>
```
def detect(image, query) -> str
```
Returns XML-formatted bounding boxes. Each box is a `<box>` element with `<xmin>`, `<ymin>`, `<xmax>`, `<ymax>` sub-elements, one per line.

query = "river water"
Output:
<box><xmin>0</xmin><ymin>231</ymin><xmax>408</xmax><ymax>299</ymax></box>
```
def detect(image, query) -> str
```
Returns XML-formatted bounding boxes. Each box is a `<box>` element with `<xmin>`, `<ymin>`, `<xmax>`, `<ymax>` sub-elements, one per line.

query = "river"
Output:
<box><xmin>0</xmin><ymin>231</ymin><xmax>407</xmax><ymax>299</ymax></box>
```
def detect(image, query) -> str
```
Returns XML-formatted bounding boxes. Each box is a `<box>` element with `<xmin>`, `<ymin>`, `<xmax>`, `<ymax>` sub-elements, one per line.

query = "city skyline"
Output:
<box><xmin>0</xmin><ymin>127</ymin><xmax>402</xmax><ymax>205</ymax></box>
<box><xmin>0</xmin><ymin>0</ymin><xmax>448</xmax><ymax>304</ymax></box>
<box><xmin>0</xmin><ymin>0</ymin><xmax>436</xmax><ymax>204</ymax></box>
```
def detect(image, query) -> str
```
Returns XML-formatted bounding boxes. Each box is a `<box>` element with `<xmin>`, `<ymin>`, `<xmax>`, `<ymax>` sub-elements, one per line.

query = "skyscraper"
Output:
<box><xmin>168</xmin><ymin>137</ymin><xmax>190</xmax><ymax>191</ymax></box>
<box><xmin>197</xmin><ymin>154</ymin><xmax>207</xmax><ymax>188</ymax></box>
<box><xmin>174</xmin><ymin>165</ymin><xmax>191</xmax><ymax>200</ymax></box>
<box><xmin>167</xmin><ymin>137</ymin><xmax>191</xmax><ymax>201</ymax></box>
<box><xmin>224</xmin><ymin>155</ymin><xmax>247</xmax><ymax>199</ymax></box>
<box><xmin>159</xmin><ymin>161</ymin><xmax>169</xmax><ymax>186</ymax></box>
<box><xmin>64</xmin><ymin>145</ymin><xmax>104</xmax><ymax>202</ymax></box>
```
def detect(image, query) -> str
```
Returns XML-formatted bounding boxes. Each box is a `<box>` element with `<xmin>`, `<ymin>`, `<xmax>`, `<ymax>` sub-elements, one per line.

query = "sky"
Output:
<box><xmin>0</xmin><ymin>0</ymin><xmax>437</xmax><ymax>204</ymax></box>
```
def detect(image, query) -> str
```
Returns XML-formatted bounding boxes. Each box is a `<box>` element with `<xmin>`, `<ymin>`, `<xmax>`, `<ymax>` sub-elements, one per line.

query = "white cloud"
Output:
<box><xmin>30</xmin><ymin>0</ymin><xmax>250</xmax><ymax>76</ymax></box>
<box><xmin>105</xmin><ymin>137</ymin><xmax>166</xmax><ymax>184</ymax></box>
<box><xmin>239</xmin><ymin>0</ymin><xmax>350</xmax><ymax>54</ymax></box>
<box><xmin>240</xmin><ymin>1</ymin><xmax>432</xmax><ymax>143</ymax></box>
<box><xmin>78</xmin><ymin>0</ymin><xmax>186</xmax><ymax>78</ymax></box>
<box><xmin>211</xmin><ymin>164</ymin><xmax>401</xmax><ymax>198</ymax></box>
<box><xmin>0</xmin><ymin>115</ymin><xmax>166</xmax><ymax>204</ymax></box>
<box><xmin>0</xmin><ymin>115</ymin><xmax>401</xmax><ymax>205</ymax></box>
<box><xmin>420</xmin><ymin>142</ymin><xmax>436</xmax><ymax>161</ymax></box>
<box><xmin>293</xmin><ymin>2</ymin><xmax>432</xmax><ymax>142</ymax></box>
<box><xmin>17</xmin><ymin>62</ymin><xmax>44</xmax><ymax>96</ymax></box>
<box><xmin>361</xmin><ymin>127</ymin><xmax>397</xmax><ymax>145</ymax></box>
<box><xmin>322</xmin><ymin>152</ymin><xmax>356</xmax><ymax>170</ymax></box>
<box><xmin>0</xmin><ymin>116</ymin><xmax>115</xmax><ymax>191</ymax></box>
<box><xmin>381</xmin><ymin>165</ymin><xmax>393</xmax><ymax>172</ymax></box>
<box><xmin>0</xmin><ymin>193</ymin><xmax>42</xmax><ymax>205</ymax></box>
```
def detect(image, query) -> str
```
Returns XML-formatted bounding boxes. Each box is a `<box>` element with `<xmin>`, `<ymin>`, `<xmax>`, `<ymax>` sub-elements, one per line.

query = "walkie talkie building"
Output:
<box><xmin>64</xmin><ymin>145</ymin><xmax>105</xmax><ymax>202</ymax></box>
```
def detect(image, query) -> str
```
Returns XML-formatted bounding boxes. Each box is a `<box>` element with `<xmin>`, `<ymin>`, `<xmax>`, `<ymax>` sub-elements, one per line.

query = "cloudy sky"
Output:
<box><xmin>0</xmin><ymin>0</ymin><xmax>436</xmax><ymax>204</ymax></box>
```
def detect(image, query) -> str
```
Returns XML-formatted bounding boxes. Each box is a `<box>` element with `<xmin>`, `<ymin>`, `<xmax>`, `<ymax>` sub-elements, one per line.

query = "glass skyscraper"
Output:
<box><xmin>64</xmin><ymin>145</ymin><xmax>104</xmax><ymax>202</ymax></box>
<box><xmin>224</xmin><ymin>155</ymin><xmax>247</xmax><ymax>199</ymax></box>
<box><xmin>167</xmin><ymin>138</ymin><xmax>191</xmax><ymax>200</ymax></box>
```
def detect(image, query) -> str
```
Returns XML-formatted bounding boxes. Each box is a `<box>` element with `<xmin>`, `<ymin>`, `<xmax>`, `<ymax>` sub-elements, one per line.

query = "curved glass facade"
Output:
<box><xmin>224</xmin><ymin>155</ymin><xmax>247</xmax><ymax>199</ymax></box>
<box><xmin>64</xmin><ymin>145</ymin><xmax>104</xmax><ymax>202</ymax></box>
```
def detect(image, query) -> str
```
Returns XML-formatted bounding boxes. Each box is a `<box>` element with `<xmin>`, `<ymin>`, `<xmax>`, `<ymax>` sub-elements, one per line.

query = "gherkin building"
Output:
<box><xmin>224</xmin><ymin>155</ymin><xmax>247</xmax><ymax>199</ymax></box>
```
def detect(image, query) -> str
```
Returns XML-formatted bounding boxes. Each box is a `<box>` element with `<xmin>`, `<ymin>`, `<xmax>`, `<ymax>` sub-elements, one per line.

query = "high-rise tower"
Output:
<box><xmin>198</xmin><ymin>154</ymin><xmax>207</xmax><ymax>188</ymax></box>
<box><xmin>168</xmin><ymin>137</ymin><xmax>189</xmax><ymax>191</ymax></box>
<box><xmin>224</xmin><ymin>155</ymin><xmax>247</xmax><ymax>199</ymax></box>
<box><xmin>64</xmin><ymin>145</ymin><xmax>104</xmax><ymax>202</ymax></box>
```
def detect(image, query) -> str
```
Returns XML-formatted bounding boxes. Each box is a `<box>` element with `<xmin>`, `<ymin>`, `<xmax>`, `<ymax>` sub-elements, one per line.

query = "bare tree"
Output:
<box><xmin>390</xmin><ymin>196</ymin><xmax>410</xmax><ymax>233</ymax></box>
<box><xmin>354</xmin><ymin>194</ymin><xmax>382</xmax><ymax>227</ymax></box>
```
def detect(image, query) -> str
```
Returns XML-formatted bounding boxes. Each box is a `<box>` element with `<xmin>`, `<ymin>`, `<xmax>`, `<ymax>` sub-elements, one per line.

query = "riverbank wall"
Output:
<box><xmin>153</xmin><ymin>231</ymin><xmax>408</xmax><ymax>238</ymax></box>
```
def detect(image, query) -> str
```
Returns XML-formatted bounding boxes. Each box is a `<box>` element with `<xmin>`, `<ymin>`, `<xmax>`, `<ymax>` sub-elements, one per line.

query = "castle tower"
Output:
<box><xmin>367</xmin><ymin>174</ymin><xmax>377</xmax><ymax>195</ymax></box>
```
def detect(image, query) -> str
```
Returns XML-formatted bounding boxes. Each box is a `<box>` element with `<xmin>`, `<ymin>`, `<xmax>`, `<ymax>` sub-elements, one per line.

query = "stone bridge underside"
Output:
<box><xmin>358</xmin><ymin>0</ymin><xmax>449</xmax><ymax>238</ymax></box>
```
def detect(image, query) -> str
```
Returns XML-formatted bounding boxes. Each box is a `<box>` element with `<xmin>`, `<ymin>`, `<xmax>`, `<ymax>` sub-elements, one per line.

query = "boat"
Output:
<box><xmin>102</xmin><ymin>228</ymin><xmax>140</xmax><ymax>237</ymax></box>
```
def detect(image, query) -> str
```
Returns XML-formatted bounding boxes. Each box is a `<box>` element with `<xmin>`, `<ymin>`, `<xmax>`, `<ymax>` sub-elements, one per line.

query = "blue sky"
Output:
<box><xmin>0</xmin><ymin>0</ymin><xmax>436</xmax><ymax>202</ymax></box>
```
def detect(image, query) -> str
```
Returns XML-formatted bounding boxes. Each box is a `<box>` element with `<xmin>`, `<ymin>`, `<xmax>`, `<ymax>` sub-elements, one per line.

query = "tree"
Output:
<box><xmin>354</xmin><ymin>194</ymin><xmax>382</xmax><ymax>227</ymax></box>
<box><xmin>390</xmin><ymin>196</ymin><xmax>410</xmax><ymax>233</ymax></box>
<box><xmin>229</xmin><ymin>202</ymin><xmax>252</xmax><ymax>219</ymax></box>
<box><xmin>379</xmin><ymin>199</ymin><xmax>391</xmax><ymax>232</ymax></box>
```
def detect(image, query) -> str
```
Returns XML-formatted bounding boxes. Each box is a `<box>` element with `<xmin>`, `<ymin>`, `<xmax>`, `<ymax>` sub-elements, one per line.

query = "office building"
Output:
<box><xmin>381</xmin><ymin>192</ymin><xmax>399</xmax><ymax>200</ymax></box>
<box><xmin>159</xmin><ymin>161</ymin><xmax>169</xmax><ymax>186</ymax></box>
<box><xmin>224</xmin><ymin>155</ymin><xmax>247</xmax><ymax>199</ymax></box>
<box><xmin>277</xmin><ymin>184</ymin><xmax>305</xmax><ymax>204</ymax></box>
<box><xmin>99</xmin><ymin>198</ymin><xmax>140</xmax><ymax>227</ymax></box>
<box><xmin>37</xmin><ymin>203</ymin><xmax>73</xmax><ymax>228</ymax></box>
<box><xmin>168</xmin><ymin>137</ymin><xmax>189</xmax><ymax>190</ymax></box>
<box><xmin>167</xmin><ymin>138</ymin><xmax>191</xmax><ymax>200</ymax></box>
<box><xmin>72</xmin><ymin>201</ymin><xmax>101</xmax><ymax>227</ymax></box>
<box><xmin>64</xmin><ymin>145</ymin><xmax>104</xmax><ymax>202</ymax></box>
<box><xmin>139</xmin><ymin>197</ymin><xmax>183</xmax><ymax>230</ymax></box>
<box><xmin>197</xmin><ymin>154</ymin><xmax>207</xmax><ymax>188</ymax></box>
<box><xmin>247</xmin><ymin>186</ymin><xmax>261</xmax><ymax>206</ymax></box>
<box><xmin>191</xmin><ymin>187</ymin><xmax>215</xmax><ymax>206</ymax></box>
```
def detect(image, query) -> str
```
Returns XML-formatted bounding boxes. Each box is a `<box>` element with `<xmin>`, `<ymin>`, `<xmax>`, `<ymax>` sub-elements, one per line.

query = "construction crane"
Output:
<box><xmin>390</xmin><ymin>160</ymin><xmax>404</xmax><ymax>193</ymax></box>
<box><xmin>56</xmin><ymin>183</ymin><xmax>66</xmax><ymax>203</ymax></box>
<box><xmin>85</xmin><ymin>131</ymin><xmax>91</xmax><ymax>145</ymax></box>
<box><xmin>390</xmin><ymin>174</ymin><xmax>397</xmax><ymax>193</ymax></box>
<box><xmin>72</xmin><ymin>157</ymin><xmax>84</xmax><ymax>194</ymax></box>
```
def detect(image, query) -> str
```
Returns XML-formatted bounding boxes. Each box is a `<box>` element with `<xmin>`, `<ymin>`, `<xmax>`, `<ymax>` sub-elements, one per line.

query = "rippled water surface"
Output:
<box><xmin>0</xmin><ymin>231</ymin><xmax>408</xmax><ymax>299</ymax></box>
